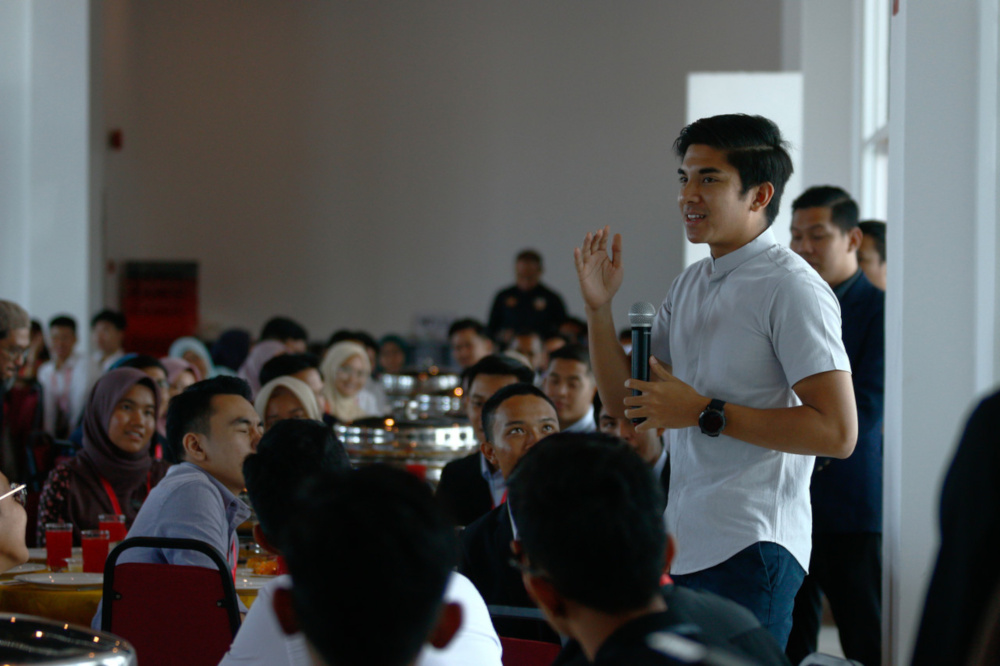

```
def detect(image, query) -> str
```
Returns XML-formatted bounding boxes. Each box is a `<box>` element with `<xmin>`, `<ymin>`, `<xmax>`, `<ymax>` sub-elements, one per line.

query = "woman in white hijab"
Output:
<box><xmin>320</xmin><ymin>341</ymin><xmax>373</xmax><ymax>423</ymax></box>
<box><xmin>254</xmin><ymin>375</ymin><xmax>322</xmax><ymax>432</ymax></box>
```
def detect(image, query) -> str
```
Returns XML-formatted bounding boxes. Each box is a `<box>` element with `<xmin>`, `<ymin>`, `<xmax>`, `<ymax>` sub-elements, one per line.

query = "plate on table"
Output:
<box><xmin>1</xmin><ymin>563</ymin><xmax>46</xmax><ymax>576</ymax></box>
<box><xmin>15</xmin><ymin>573</ymin><xmax>104</xmax><ymax>588</ymax></box>
<box><xmin>27</xmin><ymin>547</ymin><xmax>82</xmax><ymax>562</ymax></box>
<box><xmin>235</xmin><ymin>575</ymin><xmax>272</xmax><ymax>591</ymax></box>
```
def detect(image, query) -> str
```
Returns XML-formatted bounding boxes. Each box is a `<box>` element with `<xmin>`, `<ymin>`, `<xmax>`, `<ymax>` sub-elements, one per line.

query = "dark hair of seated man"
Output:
<box><xmin>163</xmin><ymin>376</ymin><xmax>252</xmax><ymax>464</ymax></box>
<box><xmin>277</xmin><ymin>465</ymin><xmax>462</xmax><ymax>666</ymax></box>
<box><xmin>242</xmin><ymin>418</ymin><xmax>350</xmax><ymax>553</ymax></box>
<box><xmin>258</xmin><ymin>353</ymin><xmax>320</xmax><ymax>388</ymax></box>
<box><xmin>507</xmin><ymin>433</ymin><xmax>777</xmax><ymax>665</ymax></box>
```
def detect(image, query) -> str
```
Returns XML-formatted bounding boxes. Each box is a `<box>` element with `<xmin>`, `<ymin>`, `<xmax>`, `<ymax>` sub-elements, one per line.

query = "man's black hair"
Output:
<box><xmin>352</xmin><ymin>330</ymin><xmax>378</xmax><ymax>353</ymax></box>
<box><xmin>258</xmin><ymin>353</ymin><xmax>320</xmax><ymax>387</ymax></box>
<box><xmin>260</xmin><ymin>317</ymin><xmax>308</xmax><ymax>344</ymax></box>
<box><xmin>547</xmin><ymin>343</ymin><xmax>592</xmax><ymax>372</ymax></box>
<box><xmin>164</xmin><ymin>376</ymin><xmax>253</xmax><ymax>464</ymax></box>
<box><xmin>792</xmin><ymin>185</ymin><xmax>860</xmax><ymax>234</ymax></box>
<box><xmin>859</xmin><ymin>220</ymin><xmax>887</xmax><ymax>263</ymax></box>
<box><xmin>117</xmin><ymin>354</ymin><xmax>166</xmax><ymax>375</ymax></box>
<box><xmin>243</xmin><ymin>419</ymin><xmax>350</xmax><ymax>549</ymax></box>
<box><xmin>90</xmin><ymin>309</ymin><xmax>127</xmax><ymax>331</ymax></box>
<box><xmin>448</xmin><ymin>318</ymin><xmax>488</xmax><ymax>340</ymax></box>
<box><xmin>516</xmin><ymin>249</ymin><xmax>543</xmax><ymax>267</ymax></box>
<box><xmin>673</xmin><ymin>114</ymin><xmax>794</xmax><ymax>226</ymax></box>
<box><xmin>48</xmin><ymin>315</ymin><xmax>77</xmax><ymax>334</ymax></box>
<box><xmin>461</xmin><ymin>354</ymin><xmax>535</xmax><ymax>392</ymax></box>
<box><xmin>507</xmin><ymin>432</ymin><xmax>667</xmax><ymax>613</ymax></box>
<box><xmin>481</xmin><ymin>382</ymin><xmax>556</xmax><ymax>445</ymax></box>
<box><xmin>283</xmin><ymin>465</ymin><xmax>456</xmax><ymax>666</ymax></box>
<box><xmin>325</xmin><ymin>329</ymin><xmax>377</xmax><ymax>352</ymax></box>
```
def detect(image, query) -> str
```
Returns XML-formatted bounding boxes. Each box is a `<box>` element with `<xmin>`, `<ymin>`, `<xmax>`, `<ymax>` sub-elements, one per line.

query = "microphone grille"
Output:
<box><xmin>628</xmin><ymin>301</ymin><xmax>656</xmax><ymax>327</ymax></box>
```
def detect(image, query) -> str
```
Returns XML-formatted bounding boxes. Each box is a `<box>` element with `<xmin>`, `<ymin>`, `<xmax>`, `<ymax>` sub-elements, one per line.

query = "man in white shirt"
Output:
<box><xmin>90</xmin><ymin>309</ymin><xmax>127</xmax><ymax>374</ymax></box>
<box><xmin>574</xmin><ymin>114</ymin><xmax>856</xmax><ymax>648</ymax></box>
<box><xmin>38</xmin><ymin>315</ymin><xmax>94</xmax><ymax>439</ymax></box>
<box><xmin>274</xmin><ymin>465</ymin><xmax>499</xmax><ymax>666</ymax></box>
<box><xmin>541</xmin><ymin>345</ymin><xmax>597</xmax><ymax>433</ymax></box>
<box><xmin>222</xmin><ymin>418</ymin><xmax>501</xmax><ymax>666</ymax></box>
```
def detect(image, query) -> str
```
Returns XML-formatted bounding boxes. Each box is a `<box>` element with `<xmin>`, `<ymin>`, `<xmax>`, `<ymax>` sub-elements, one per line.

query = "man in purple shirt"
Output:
<box><xmin>94</xmin><ymin>376</ymin><xmax>262</xmax><ymax>627</ymax></box>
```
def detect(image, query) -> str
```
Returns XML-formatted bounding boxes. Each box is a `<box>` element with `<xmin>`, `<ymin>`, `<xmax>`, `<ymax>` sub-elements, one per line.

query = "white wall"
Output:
<box><xmin>797</xmin><ymin>0</ymin><xmax>857</xmax><ymax>194</ymax></box>
<box><xmin>100</xmin><ymin>0</ymin><xmax>784</xmax><ymax>341</ymax></box>
<box><xmin>884</xmin><ymin>1</ymin><xmax>1000</xmax><ymax>662</ymax></box>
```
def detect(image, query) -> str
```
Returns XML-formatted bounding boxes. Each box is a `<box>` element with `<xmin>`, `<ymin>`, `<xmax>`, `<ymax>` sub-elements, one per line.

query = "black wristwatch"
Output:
<box><xmin>698</xmin><ymin>399</ymin><xmax>727</xmax><ymax>437</ymax></box>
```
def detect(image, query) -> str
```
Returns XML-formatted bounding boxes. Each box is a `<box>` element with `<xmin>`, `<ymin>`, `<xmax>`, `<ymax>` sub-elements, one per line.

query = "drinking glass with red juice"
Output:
<box><xmin>45</xmin><ymin>523</ymin><xmax>73</xmax><ymax>571</ymax></box>
<box><xmin>98</xmin><ymin>514</ymin><xmax>127</xmax><ymax>543</ymax></box>
<box><xmin>81</xmin><ymin>530</ymin><xmax>110</xmax><ymax>573</ymax></box>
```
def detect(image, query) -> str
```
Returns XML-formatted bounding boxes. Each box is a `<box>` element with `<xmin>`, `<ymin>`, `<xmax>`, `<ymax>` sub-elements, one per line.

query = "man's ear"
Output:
<box><xmin>428</xmin><ymin>602</ymin><xmax>463</xmax><ymax>650</ymax></box>
<box><xmin>749</xmin><ymin>182</ymin><xmax>775</xmax><ymax>212</ymax></box>
<box><xmin>272</xmin><ymin>586</ymin><xmax>300</xmax><ymax>636</ymax></box>
<box><xmin>847</xmin><ymin>226</ymin><xmax>864</xmax><ymax>252</ymax></box>
<box><xmin>480</xmin><ymin>440</ymin><xmax>499</xmax><ymax>468</ymax></box>
<box><xmin>253</xmin><ymin>523</ymin><xmax>281</xmax><ymax>556</ymax></box>
<box><xmin>182</xmin><ymin>432</ymin><xmax>208</xmax><ymax>462</ymax></box>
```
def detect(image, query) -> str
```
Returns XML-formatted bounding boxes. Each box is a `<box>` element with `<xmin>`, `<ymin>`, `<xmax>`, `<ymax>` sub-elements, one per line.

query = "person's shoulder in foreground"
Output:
<box><xmin>507</xmin><ymin>431</ymin><xmax>763</xmax><ymax>665</ymax></box>
<box><xmin>275</xmin><ymin>465</ymin><xmax>467</xmax><ymax>666</ymax></box>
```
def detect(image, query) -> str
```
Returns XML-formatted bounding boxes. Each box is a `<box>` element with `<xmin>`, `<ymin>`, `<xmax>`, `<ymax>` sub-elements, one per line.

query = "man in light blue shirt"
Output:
<box><xmin>94</xmin><ymin>376</ymin><xmax>262</xmax><ymax>627</ymax></box>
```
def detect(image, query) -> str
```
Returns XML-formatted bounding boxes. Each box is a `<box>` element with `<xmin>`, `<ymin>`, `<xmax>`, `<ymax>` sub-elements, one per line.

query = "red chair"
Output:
<box><xmin>500</xmin><ymin>636</ymin><xmax>563</xmax><ymax>666</ymax></box>
<box><xmin>101</xmin><ymin>537</ymin><xmax>241</xmax><ymax>666</ymax></box>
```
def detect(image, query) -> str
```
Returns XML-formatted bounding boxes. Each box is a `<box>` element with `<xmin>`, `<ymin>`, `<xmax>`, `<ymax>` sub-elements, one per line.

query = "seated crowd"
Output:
<box><xmin>2</xmin><ymin>116</ymin><xmax>988</xmax><ymax>666</ymax></box>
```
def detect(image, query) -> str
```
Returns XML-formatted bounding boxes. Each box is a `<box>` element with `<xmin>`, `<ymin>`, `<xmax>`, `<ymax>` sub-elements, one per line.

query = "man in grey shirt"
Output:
<box><xmin>94</xmin><ymin>376</ymin><xmax>261</xmax><ymax>627</ymax></box>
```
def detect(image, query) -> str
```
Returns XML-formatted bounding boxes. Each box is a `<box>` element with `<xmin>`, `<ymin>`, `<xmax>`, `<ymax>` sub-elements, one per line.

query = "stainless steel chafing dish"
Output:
<box><xmin>388</xmin><ymin>394</ymin><xmax>464</xmax><ymax>420</ymax></box>
<box><xmin>0</xmin><ymin>613</ymin><xmax>137</xmax><ymax>665</ymax></box>
<box><xmin>335</xmin><ymin>416</ymin><xmax>476</xmax><ymax>485</ymax></box>
<box><xmin>379</xmin><ymin>369</ymin><xmax>462</xmax><ymax>397</ymax></box>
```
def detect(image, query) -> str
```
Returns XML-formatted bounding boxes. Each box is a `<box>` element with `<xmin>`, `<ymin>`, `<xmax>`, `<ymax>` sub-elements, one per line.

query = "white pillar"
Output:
<box><xmin>884</xmin><ymin>1</ymin><xmax>999</xmax><ymax>663</ymax></box>
<box><xmin>0</xmin><ymin>0</ymin><xmax>102</xmax><ymax>339</ymax></box>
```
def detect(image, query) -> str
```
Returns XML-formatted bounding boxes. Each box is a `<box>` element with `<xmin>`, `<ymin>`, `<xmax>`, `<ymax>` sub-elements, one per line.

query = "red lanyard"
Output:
<box><xmin>492</xmin><ymin>489</ymin><xmax>508</xmax><ymax>510</ymax></box>
<box><xmin>231</xmin><ymin>540</ymin><xmax>238</xmax><ymax>582</ymax></box>
<box><xmin>99</xmin><ymin>473</ymin><xmax>152</xmax><ymax>516</ymax></box>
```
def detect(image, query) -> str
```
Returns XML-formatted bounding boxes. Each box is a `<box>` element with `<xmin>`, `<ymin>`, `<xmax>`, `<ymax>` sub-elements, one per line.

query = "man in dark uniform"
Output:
<box><xmin>787</xmin><ymin>186</ymin><xmax>885</xmax><ymax>666</ymax></box>
<box><xmin>487</xmin><ymin>249</ymin><xmax>567</xmax><ymax>343</ymax></box>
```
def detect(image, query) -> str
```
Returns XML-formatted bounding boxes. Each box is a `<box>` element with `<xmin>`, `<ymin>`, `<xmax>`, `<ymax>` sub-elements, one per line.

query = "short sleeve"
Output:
<box><xmin>768</xmin><ymin>271</ymin><xmax>851</xmax><ymax>388</ymax></box>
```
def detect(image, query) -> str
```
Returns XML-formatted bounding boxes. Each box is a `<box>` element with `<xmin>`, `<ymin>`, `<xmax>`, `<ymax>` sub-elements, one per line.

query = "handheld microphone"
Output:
<box><xmin>628</xmin><ymin>301</ymin><xmax>656</xmax><ymax>425</ymax></box>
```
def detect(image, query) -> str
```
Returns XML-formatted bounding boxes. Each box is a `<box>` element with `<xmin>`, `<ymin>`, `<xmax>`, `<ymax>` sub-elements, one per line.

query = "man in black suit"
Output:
<box><xmin>436</xmin><ymin>356</ymin><xmax>535</xmax><ymax>526</ymax></box>
<box><xmin>458</xmin><ymin>383</ymin><xmax>559</xmax><ymax>613</ymax></box>
<box><xmin>594</xmin><ymin>392</ymin><xmax>669</xmax><ymax>501</ymax></box>
<box><xmin>509</xmin><ymin>433</ymin><xmax>766</xmax><ymax>665</ymax></box>
<box><xmin>787</xmin><ymin>186</ymin><xmax>885</xmax><ymax>666</ymax></box>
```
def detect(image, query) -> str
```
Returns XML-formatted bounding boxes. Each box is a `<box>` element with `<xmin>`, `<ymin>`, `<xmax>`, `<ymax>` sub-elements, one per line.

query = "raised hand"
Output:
<box><xmin>573</xmin><ymin>226</ymin><xmax>624</xmax><ymax>311</ymax></box>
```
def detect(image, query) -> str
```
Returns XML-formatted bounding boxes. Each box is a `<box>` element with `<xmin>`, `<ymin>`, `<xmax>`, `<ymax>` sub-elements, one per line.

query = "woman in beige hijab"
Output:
<box><xmin>320</xmin><ymin>341</ymin><xmax>373</xmax><ymax>423</ymax></box>
<box><xmin>254</xmin><ymin>376</ymin><xmax>322</xmax><ymax>432</ymax></box>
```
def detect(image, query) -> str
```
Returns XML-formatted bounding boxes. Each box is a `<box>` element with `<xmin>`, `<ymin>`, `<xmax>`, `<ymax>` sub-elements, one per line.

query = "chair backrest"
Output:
<box><xmin>102</xmin><ymin>537</ymin><xmax>241</xmax><ymax>666</ymax></box>
<box><xmin>500</xmin><ymin>636</ymin><xmax>562</xmax><ymax>666</ymax></box>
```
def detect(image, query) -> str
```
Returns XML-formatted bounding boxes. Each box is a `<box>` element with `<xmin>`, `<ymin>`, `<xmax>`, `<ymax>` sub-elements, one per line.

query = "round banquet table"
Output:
<box><xmin>0</xmin><ymin>571</ymin><xmax>263</xmax><ymax>628</ymax></box>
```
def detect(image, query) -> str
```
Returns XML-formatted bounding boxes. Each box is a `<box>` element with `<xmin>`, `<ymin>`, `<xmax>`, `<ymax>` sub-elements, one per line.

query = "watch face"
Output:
<box><xmin>700</xmin><ymin>410</ymin><xmax>725</xmax><ymax>434</ymax></box>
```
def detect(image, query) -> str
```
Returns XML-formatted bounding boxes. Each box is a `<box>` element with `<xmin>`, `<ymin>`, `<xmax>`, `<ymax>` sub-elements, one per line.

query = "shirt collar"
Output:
<box><xmin>652</xmin><ymin>447</ymin><xmax>668</xmax><ymax>479</ymax></box>
<box><xmin>708</xmin><ymin>227</ymin><xmax>777</xmax><ymax>282</ymax></box>
<box><xmin>832</xmin><ymin>268</ymin><xmax>863</xmax><ymax>300</ymax></box>
<box><xmin>562</xmin><ymin>411</ymin><xmax>596</xmax><ymax>433</ymax></box>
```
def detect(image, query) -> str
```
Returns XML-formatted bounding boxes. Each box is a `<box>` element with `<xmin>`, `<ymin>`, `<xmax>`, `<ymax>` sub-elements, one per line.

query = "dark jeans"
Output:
<box><xmin>786</xmin><ymin>532</ymin><xmax>882</xmax><ymax>666</ymax></box>
<box><xmin>671</xmin><ymin>541</ymin><xmax>805</xmax><ymax>649</ymax></box>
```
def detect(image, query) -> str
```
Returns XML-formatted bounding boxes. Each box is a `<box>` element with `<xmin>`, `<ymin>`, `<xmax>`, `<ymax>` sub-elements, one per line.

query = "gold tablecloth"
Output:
<box><xmin>0</xmin><ymin>580</ymin><xmax>259</xmax><ymax>628</ymax></box>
